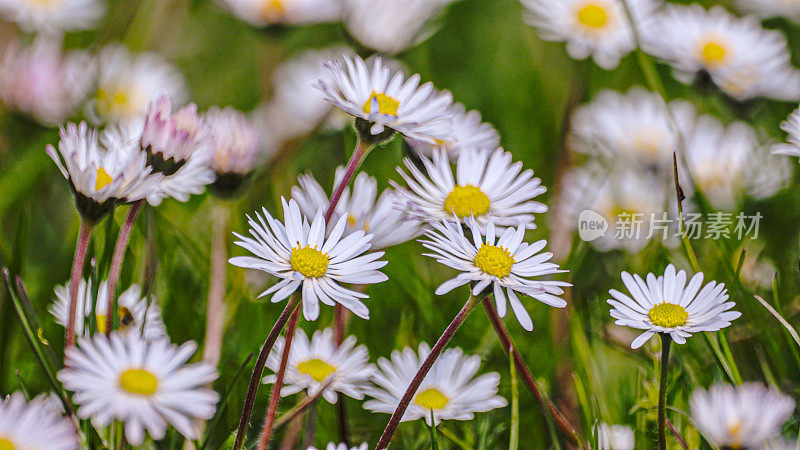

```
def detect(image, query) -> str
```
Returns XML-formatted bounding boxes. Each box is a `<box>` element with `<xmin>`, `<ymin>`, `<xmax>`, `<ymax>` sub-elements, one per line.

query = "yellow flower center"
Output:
<box><xmin>96</xmin><ymin>88</ymin><xmax>132</xmax><ymax>117</ymax></box>
<box><xmin>95</xmin><ymin>167</ymin><xmax>113</xmax><ymax>191</ymax></box>
<box><xmin>347</xmin><ymin>214</ymin><xmax>358</xmax><ymax>228</ymax></box>
<box><xmin>648</xmin><ymin>303</ymin><xmax>688</xmax><ymax>328</ymax></box>
<box><xmin>0</xmin><ymin>437</ymin><xmax>15</xmax><ymax>450</ymax></box>
<box><xmin>96</xmin><ymin>306</ymin><xmax>134</xmax><ymax>334</ymax></box>
<box><xmin>443</xmin><ymin>185</ymin><xmax>491</xmax><ymax>218</ymax></box>
<box><xmin>414</xmin><ymin>388</ymin><xmax>449</xmax><ymax>410</ymax></box>
<box><xmin>362</xmin><ymin>91</ymin><xmax>400</xmax><ymax>116</ymax></box>
<box><xmin>260</xmin><ymin>0</ymin><xmax>285</xmax><ymax>20</ymax></box>
<box><xmin>296</xmin><ymin>358</ymin><xmax>337</xmax><ymax>382</ymax></box>
<box><xmin>474</xmin><ymin>245</ymin><xmax>515</xmax><ymax>278</ymax></box>
<box><xmin>577</xmin><ymin>3</ymin><xmax>608</xmax><ymax>28</ymax></box>
<box><xmin>290</xmin><ymin>246</ymin><xmax>329</xmax><ymax>278</ymax></box>
<box><xmin>700</xmin><ymin>41</ymin><xmax>727</xmax><ymax>66</ymax></box>
<box><xmin>119</xmin><ymin>368</ymin><xmax>158</xmax><ymax>396</ymax></box>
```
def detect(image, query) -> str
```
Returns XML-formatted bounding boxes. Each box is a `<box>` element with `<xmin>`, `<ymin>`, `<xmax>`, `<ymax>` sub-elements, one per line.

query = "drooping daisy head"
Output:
<box><xmin>395</xmin><ymin>147</ymin><xmax>547</xmax><ymax>232</ymax></box>
<box><xmin>316</xmin><ymin>54</ymin><xmax>453</xmax><ymax>143</ymax></box>
<box><xmin>407</xmin><ymin>102</ymin><xmax>500</xmax><ymax>161</ymax></box>
<box><xmin>205</xmin><ymin>105</ymin><xmax>263</xmax><ymax>197</ymax></box>
<box><xmin>0</xmin><ymin>392</ymin><xmax>78</xmax><ymax>450</ymax></box>
<box><xmin>50</xmin><ymin>277</ymin><xmax>167</xmax><ymax>340</ymax></box>
<box><xmin>342</xmin><ymin>0</ymin><xmax>454</xmax><ymax>55</ymax></box>
<box><xmin>229</xmin><ymin>197</ymin><xmax>388</xmax><ymax>321</ymax></box>
<box><xmin>608</xmin><ymin>264</ymin><xmax>741</xmax><ymax>349</ymax></box>
<box><xmin>0</xmin><ymin>37</ymin><xmax>94</xmax><ymax>125</ymax></box>
<box><xmin>59</xmin><ymin>332</ymin><xmax>218</xmax><ymax>446</ymax></box>
<box><xmin>308</xmin><ymin>443</ymin><xmax>368</xmax><ymax>450</ymax></box>
<box><xmin>737</xmin><ymin>0</ymin><xmax>800</xmax><ymax>23</ymax></box>
<box><xmin>365</xmin><ymin>343</ymin><xmax>507</xmax><ymax>425</ymax></box>
<box><xmin>644</xmin><ymin>4</ymin><xmax>800</xmax><ymax>101</ymax></box>
<box><xmin>263</xmin><ymin>328</ymin><xmax>373</xmax><ymax>403</ymax></box>
<box><xmin>597</xmin><ymin>423</ymin><xmax>634</xmax><ymax>450</ymax></box>
<box><xmin>217</xmin><ymin>0</ymin><xmax>341</xmax><ymax>27</ymax></box>
<box><xmin>292</xmin><ymin>168</ymin><xmax>421</xmax><ymax>249</ymax></box>
<box><xmin>421</xmin><ymin>216</ymin><xmax>568</xmax><ymax>330</ymax></box>
<box><xmin>690</xmin><ymin>383</ymin><xmax>794</xmax><ymax>449</ymax></box>
<box><xmin>520</xmin><ymin>0</ymin><xmax>659</xmax><ymax>69</ymax></box>
<box><xmin>0</xmin><ymin>0</ymin><xmax>104</xmax><ymax>33</ymax></box>
<box><xmin>88</xmin><ymin>44</ymin><xmax>188</xmax><ymax>124</ymax></box>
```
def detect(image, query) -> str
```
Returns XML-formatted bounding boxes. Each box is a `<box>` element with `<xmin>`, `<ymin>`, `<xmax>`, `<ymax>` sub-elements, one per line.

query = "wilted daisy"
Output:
<box><xmin>342</xmin><ymin>0</ymin><xmax>454</xmax><ymax>54</ymax></box>
<box><xmin>87</xmin><ymin>44</ymin><xmax>188</xmax><ymax>124</ymax></box>
<box><xmin>263</xmin><ymin>328</ymin><xmax>373</xmax><ymax>403</ymax></box>
<box><xmin>421</xmin><ymin>216</ymin><xmax>568</xmax><ymax>331</ymax></box>
<box><xmin>738</xmin><ymin>0</ymin><xmax>800</xmax><ymax>22</ymax></box>
<box><xmin>316</xmin><ymin>54</ymin><xmax>453</xmax><ymax>143</ymax></box>
<box><xmin>395</xmin><ymin>147</ymin><xmax>547</xmax><ymax>231</ymax></box>
<box><xmin>292</xmin><ymin>168</ymin><xmax>420</xmax><ymax>249</ymax></box>
<box><xmin>0</xmin><ymin>38</ymin><xmax>94</xmax><ymax>125</ymax></box>
<box><xmin>520</xmin><ymin>0</ymin><xmax>659</xmax><ymax>69</ymax></box>
<box><xmin>0</xmin><ymin>0</ymin><xmax>103</xmax><ymax>32</ymax></box>
<box><xmin>217</xmin><ymin>0</ymin><xmax>341</xmax><ymax>27</ymax></box>
<box><xmin>365</xmin><ymin>343</ymin><xmax>506</xmax><ymax>425</ymax></box>
<box><xmin>308</xmin><ymin>444</ymin><xmax>368</xmax><ymax>450</ymax></box>
<box><xmin>0</xmin><ymin>392</ymin><xmax>78</xmax><ymax>450</ymax></box>
<box><xmin>229</xmin><ymin>197</ymin><xmax>388</xmax><ymax>321</ymax></box>
<box><xmin>407</xmin><ymin>102</ymin><xmax>500</xmax><ymax>160</ymax></box>
<box><xmin>690</xmin><ymin>383</ymin><xmax>794</xmax><ymax>448</ymax></box>
<box><xmin>645</xmin><ymin>4</ymin><xmax>800</xmax><ymax>101</ymax></box>
<box><xmin>597</xmin><ymin>423</ymin><xmax>634</xmax><ymax>450</ymax></box>
<box><xmin>202</xmin><ymin>105</ymin><xmax>262</xmax><ymax>197</ymax></box>
<box><xmin>608</xmin><ymin>264</ymin><xmax>741</xmax><ymax>349</ymax></box>
<box><xmin>59</xmin><ymin>332</ymin><xmax>218</xmax><ymax>446</ymax></box>
<box><xmin>50</xmin><ymin>277</ymin><xmax>166</xmax><ymax>339</ymax></box>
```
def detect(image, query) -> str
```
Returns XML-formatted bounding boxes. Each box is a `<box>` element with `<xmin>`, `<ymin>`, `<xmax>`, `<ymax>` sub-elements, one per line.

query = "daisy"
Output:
<box><xmin>315</xmin><ymin>54</ymin><xmax>453</xmax><ymax>143</ymax></box>
<box><xmin>291</xmin><ymin>168</ymin><xmax>421</xmax><ymax>249</ymax></box>
<box><xmin>644</xmin><ymin>4</ymin><xmax>800</xmax><ymax>101</ymax></box>
<box><xmin>342</xmin><ymin>0</ymin><xmax>454</xmax><ymax>55</ymax></box>
<box><xmin>608</xmin><ymin>264</ymin><xmax>741</xmax><ymax>349</ymax></box>
<box><xmin>519</xmin><ymin>0</ymin><xmax>659</xmax><ymax>70</ymax></box>
<box><xmin>0</xmin><ymin>37</ymin><xmax>94</xmax><ymax>125</ymax></box>
<box><xmin>364</xmin><ymin>343</ymin><xmax>507</xmax><ymax>425</ymax></box>
<box><xmin>206</xmin><ymin>106</ymin><xmax>263</xmax><ymax>197</ymax></box>
<box><xmin>421</xmin><ymin>216</ymin><xmax>569</xmax><ymax>331</ymax></box>
<box><xmin>407</xmin><ymin>102</ymin><xmax>500</xmax><ymax>161</ymax></box>
<box><xmin>217</xmin><ymin>0</ymin><xmax>341</xmax><ymax>27</ymax></box>
<box><xmin>87</xmin><ymin>44</ymin><xmax>188</xmax><ymax>124</ymax></box>
<box><xmin>690</xmin><ymin>383</ymin><xmax>794</xmax><ymax>448</ymax></box>
<box><xmin>0</xmin><ymin>392</ymin><xmax>78</xmax><ymax>450</ymax></box>
<box><xmin>59</xmin><ymin>332</ymin><xmax>219</xmax><ymax>446</ymax></box>
<box><xmin>597</xmin><ymin>423</ymin><xmax>634</xmax><ymax>450</ymax></box>
<box><xmin>50</xmin><ymin>277</ymin><xmax>166</xmax><ymax>340</ymax></box>
<box><xmin>0</xmin><ymin>0</ymin><xmax>103</xmax><ymax>33</ymax></box>
<box><xmin>395</xmin><ymin>147</ymin><xmax>547</xmax><ymax>231</ymax></box>
<box><xmin>263</xmin><ymin>328</ymin><xmax>373</xmax><ymax>403</ymax></box>
<box><xmin>228</xmin><ymin>197</ymin><xmax>388</xmax><ymax>321</ymax></box>
<box><xmin>773</xmin><ymin>106</ymin><xmax>800</xmax><ymax>160</ymax></box>
<box><xmin>308</xmin><ymin>444</ymin><xmax>368</xmax><ymax>450</ymax></box>
<box><xmin>737</xmin><ymin>0</ymin><xmax>800</xmax><ymax>23</ymax></box>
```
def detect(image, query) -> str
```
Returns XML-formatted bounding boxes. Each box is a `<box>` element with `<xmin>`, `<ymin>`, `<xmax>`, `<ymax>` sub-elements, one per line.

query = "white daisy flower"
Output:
<box><xmin>315</xmin><ymin>54</ymin><xmax>453</xmax><ymax>143</ymax></box>
<box><xmin>263</xmin><ymin>328</ymin><xmax>373</xmax><ymax>403</ymax></box>
<box><xmin>0</xmin><ymin>0</ymin><xmax>103</xmax><ymax>33</ymax></box>
<box><xmin>217</xmin><ymin>0</ymin><xmax>341</xmax><ymax>27</ymax></box>
<box><xmin>206</xmin><ymin>105</ymin><xmax>263</xmax><ymax>197</ymax></box>
<box><xmin>292</xmin><ymin>168</ymin><xmax>421</xmax><ymax>249</ymax></box>
<box><xmin>58</xmin><ymin>332</ymin><xmax>219</xmax><ymax>446</ymax></box>
<box><xmin>772</xmin><ymin>106</ymin><xmax>800</xmax><ymax>161</ymax></box>
<box><xmin>644</xmin><ymin>4</ymin><xmax>800</xmax><ymax>101</ymax></box>
<box><xmin>407</xmin><ymin>102</ymin><xmax>500</xmax><ymax>161</ymax></box>
<box><xmin>0</xmin><ymin>37</ymin><xmax>94</xmax><ymax>125</ymax></box>
<box><xmin>50</xmin><ymin>277</ymin><xmax>166</xmax><ymax>340</ymax></box>
<box><xmin>690</xmin><ymin>383</ymin><xmax>794</xmax><ymax>449</ymax></box>
<box><xmin>737</xmin><ymin>0</ymin><xmax>800</xmax><ymax>22</ymax></box>
<box><xmin>519</xmin><ymin>0</ymin><xmax>659</xmax><ymax>70</ymax></box>
<box><xmin>0</xmin><ymin>392</ymin><xmax>78</xmax><ymax>450</ymax></box>
<box><xmin>395</xmin><ymin>147</ymin><xmax>547</xmax><ymax>231</ymax></box>
<box><xmin>607</xmin><ymin>264</ymin><xmax>741</xmax><ymax>349</ymax></box>
<box><xmin>597</xmin><ymin>423</ymin><xmax>634</xmax><ymax>450</ymax></box>
<box><xmin>88</xmin><ymin>44</ymin><xmax>188</xmax><ymax>124</ymax></box>
<box><xmin>308</xmin><ymin>444</ymin><xmax>368</xmax><ymax>450</ymax></box>
<box><xmin>421</xmin><ymin>216</ymin><xmax>568</xmax><ymax>331</ymax></box>
<box><xmin>342</xmin><ymin>0</ymin><xmax>454</xmax><ymax>55</ymax></box>
<box><xmin>364</xmin><ymin>343</ymin><xmax>507</xmax><ymax>425</ymax></box>
<box><xmin>228</xmin><ymin>197</ymin><xmax>388</xmax><ymax>321</ymax></box>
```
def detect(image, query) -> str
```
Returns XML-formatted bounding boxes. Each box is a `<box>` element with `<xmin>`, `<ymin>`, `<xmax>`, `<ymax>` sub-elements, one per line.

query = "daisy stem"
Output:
<box><xmin>273</xmin><ymin>380</ymin><xmax>332</xmax><ymax>430</ymax></box>
<box><xmin>233</xmin><ymin>295</ymin><xmax>301</xmax><ymax>450</ymax></box>
<box><xmin>481</xmin><ymin>297</ymin><xmax>586</xmax><ymax>449</ymax></box>
<box><xmin>202</xmin><ymin>201</ymin><xmax>231</xmax><ymax>367</ymax></box>
<box><xmin>105</xmin><ymin>200</ymin><xmax>144</xmax><ymax>337</ymax></box>
<box><xmin>657</xmin><ymin>333</ymin><xmax>672</xmax><ymax>450</ymax></box>
<box><xmin>256</xmin><ymin>305</ymin><xmax>300</xmax><ymax>450</ymax></box>
<box><xmin>66</xmin><ymin>220</ymin><xmax>94</xmax><ymax>349</ymax></box>
<box><xmin>375</xmin><ymin>293</ymin><xmax>481</xmax><ymax>450</ymax></box>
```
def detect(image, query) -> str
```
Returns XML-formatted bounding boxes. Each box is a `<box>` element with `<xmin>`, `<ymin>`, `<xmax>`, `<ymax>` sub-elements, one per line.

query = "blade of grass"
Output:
<box><xmin>438</xmin><ymin>426</ymin><xmax>472</xmax><ymax>450</ymax></box>
<box><xmin>509</xmin><ymin>346</ymin><xmax>519</xmax><ymax>450</ymax></box>
<box><xmin>199</xmin><ymin>352</ymin><xmax>255</xmax><ymax>450</ymax></box>
<box><xmin>428</xmin><ymin>410</ymin><xmax>440</xmax><ymax>450</ymax></box>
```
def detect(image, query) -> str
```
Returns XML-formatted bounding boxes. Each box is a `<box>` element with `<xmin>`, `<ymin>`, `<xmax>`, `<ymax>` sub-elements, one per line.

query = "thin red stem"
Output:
<box><xmin>66</xmin><ymin>221</ymin><xmax>93</xmax><ymax>349</ymax></box>
<box><xmin>203</xmin><ymin>203</ymin><xmax>230</xmax><ymax>366</ymax></box>
<box><xmin>104</xmin><ymin>200</ymin><xmax>144</xmax><ymax>336</ymax></box>
<box><xmin>324</xmin><ymin>138</ymin><xmax>370</xmax><ymax>223</ymax></box>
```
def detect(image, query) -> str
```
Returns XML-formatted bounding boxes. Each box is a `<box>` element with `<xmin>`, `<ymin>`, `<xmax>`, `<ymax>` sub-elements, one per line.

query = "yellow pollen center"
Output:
<box><xmin>296</xmin><ymin>358</ymin><xmax>337</xmax><ymax>382</ymax></box>
<box><xmin>414</xmin><ymin>388</ymin><xmax>449</xmax><ymax>410</ymax></box>
<box><xmin>0</xmin><ymin>437</ymin><xmax>15</xmax><ymax>450</ymax></box>
<box><xmin>701</xmin><ymin>41</ymin><xmax>727</xmax><ymax>66</ymax></box>
<box><xmin>648</xmin><ymin>303</ymin><xmax>688</xmax><ymax>328</ymax></box>
<box><xmin>260</xmin><ymin>0</ymin><xmax>285</xmax><ymax>20</ymax></box>
<box><xmin>474</xmin><ymin>245</ymin><xmax>515</xmax><ymax>278</ymax></box>
<box><xmin>347</xmin><ymin>214</ymin><xmax>358</xmax><ymax>228</ymax></box>
<box><xmin>577</xmin><ymin>4</ymin><xmax>608</xmax><ymax>28</ymax></box>
<box><xmin>443</xmin><ymin>185</ymin><xmax>491</xmax><ymax>218</ymax></box>
<box><xmin>290</xmin><ymin>246</ymin><xmax>329</xmax><ymax>278</ymax></box>
<box><xmin>119</xmin><ymin>368</ymin><xmax>158</xmax><ymax>396</ymax></box>
<box><xmin>362</xmin><ymin>91</ymin><xmax>400</xmax><ymax>116</ymax></box>
<box><xmin>95</xmin><ymin>167</ymin><xmax>113</xmax><ymax>191</ymax></box>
